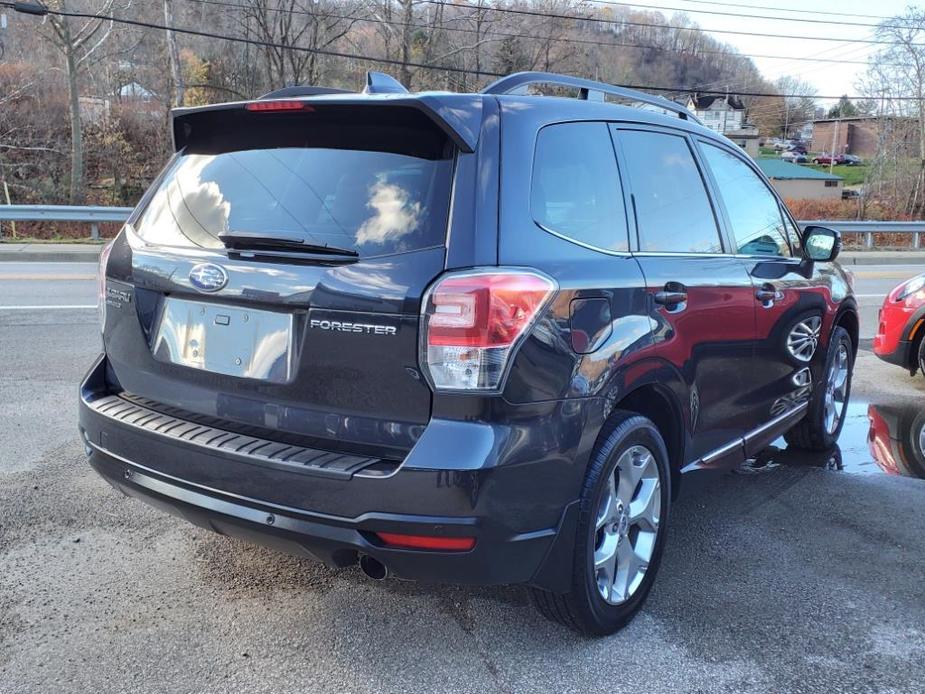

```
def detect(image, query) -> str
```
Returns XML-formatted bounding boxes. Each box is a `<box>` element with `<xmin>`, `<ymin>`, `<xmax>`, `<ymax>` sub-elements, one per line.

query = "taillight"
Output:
<box><xmin>420</xmin><ymin>269</ymin><xmax>557</xmax><ymax>391</ymax></box>
<box><xmin>244</xmin><ymin>100</ymin><xmax>311</xmax><ymax>112</ymax></box>
<box><xmin>98</xmin><ymin>240</ymin><xmax>114</xmax><ymax>332</ymax></box>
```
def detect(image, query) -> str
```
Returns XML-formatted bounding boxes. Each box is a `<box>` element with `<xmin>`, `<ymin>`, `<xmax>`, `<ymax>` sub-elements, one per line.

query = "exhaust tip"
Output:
<box><xmin>359</xmin><ymin>554</ymin><xmax>389</xmax><ymax>581</ymax></box>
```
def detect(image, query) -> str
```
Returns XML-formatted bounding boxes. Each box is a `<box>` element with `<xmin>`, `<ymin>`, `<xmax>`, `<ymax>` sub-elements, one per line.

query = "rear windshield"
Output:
<box><xmin>134</xmin><ymin>145</ymin><xmax>454</xmax><ymax>257</ymax></box>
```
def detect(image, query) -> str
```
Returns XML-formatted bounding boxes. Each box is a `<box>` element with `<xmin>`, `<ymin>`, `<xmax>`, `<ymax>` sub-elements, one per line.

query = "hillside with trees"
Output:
<box><xmin>0</xmin><ymin>0</ymin><xmax>779</xmax><ymax>218</ymax></box>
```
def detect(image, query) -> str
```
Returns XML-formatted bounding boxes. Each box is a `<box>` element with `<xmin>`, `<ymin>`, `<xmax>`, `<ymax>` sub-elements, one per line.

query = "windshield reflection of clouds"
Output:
<box><xmin>138</xmin><ymin>155</ymin><xmax>230</xmax><ymax>248</ymax></box>
<box><xmin>135</xmin><ymin>148</ymin><xmax>440</xmax><ymax>256</ymax></box>
<box><xmin>355</xmin><ymin>177</ymin><xmax>423</xmax><ymax>246</ymax></box>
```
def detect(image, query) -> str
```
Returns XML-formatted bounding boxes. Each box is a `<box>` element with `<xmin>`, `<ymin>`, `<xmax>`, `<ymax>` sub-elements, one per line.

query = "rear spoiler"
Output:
<box><xmin>170</xmin><ymin>93</ymin><xmax>483</xmax><ymax>154</ymax></box>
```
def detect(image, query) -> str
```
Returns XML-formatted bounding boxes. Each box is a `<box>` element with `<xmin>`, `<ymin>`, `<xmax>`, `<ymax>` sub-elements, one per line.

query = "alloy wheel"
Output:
<box><xmin>824</xmin><ymin>341</ymin><xmax>850</xmax><ymax>435</ymax></box>
<box><xmin>787</xmin><ymin>316</ymin><xmax>822</xmax><ymax>362</ymax></box>
<box><xmin>593</xmin><ymin>445</ymin><xmax>661</xmax><ymax>605</ymax></box>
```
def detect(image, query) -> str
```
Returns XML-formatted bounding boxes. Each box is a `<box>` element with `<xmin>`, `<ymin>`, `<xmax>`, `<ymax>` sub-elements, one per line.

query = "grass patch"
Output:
<box><xmin>805</xmin><ymin>163</ymin><xmax>869</xmax><ymax>186</ymax></box>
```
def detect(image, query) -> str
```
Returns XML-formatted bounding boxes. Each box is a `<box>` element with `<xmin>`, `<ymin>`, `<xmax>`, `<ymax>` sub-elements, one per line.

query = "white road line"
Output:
<box><xmin>0</xmin><ymin>304</ymin><xmax>98</xmax><ymax>310</ymax></box>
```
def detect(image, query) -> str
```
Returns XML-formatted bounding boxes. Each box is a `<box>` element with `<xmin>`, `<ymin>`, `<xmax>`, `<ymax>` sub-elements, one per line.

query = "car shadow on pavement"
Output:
<box><xmin>185</xmin><ymin>462</ymin><xmax>925</xmax><ymax>692</ymax></box>
<box><xmin>4</xmin><ymin>442</ymin><xmax>925</xmax><ymax>693</ymax></box>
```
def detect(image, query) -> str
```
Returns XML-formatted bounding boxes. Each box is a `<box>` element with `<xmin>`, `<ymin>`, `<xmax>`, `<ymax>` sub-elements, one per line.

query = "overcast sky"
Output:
<box><xmin>605</xmin><ymin>0</ymin><xmax>916</xmax><ymax>105</ymax></box>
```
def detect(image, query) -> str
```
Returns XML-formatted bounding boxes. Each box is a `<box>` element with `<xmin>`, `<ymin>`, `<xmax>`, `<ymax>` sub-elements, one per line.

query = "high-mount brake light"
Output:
<box><xmin>244</xmin><ymin>101</ymin><xmax>311</xmax><ymax>112</ymax></box>
<box><xmin>420</xmin><ymin>269</ymin><xmax>557</xmax><ymax>392</ymax></box>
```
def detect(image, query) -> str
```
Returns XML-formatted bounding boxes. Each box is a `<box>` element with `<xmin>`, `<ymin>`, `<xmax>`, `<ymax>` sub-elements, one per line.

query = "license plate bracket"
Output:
<box><xmin>152</xmin><ymin>297</ymin><xmax>294</xmax><ymax>383</ymax></box>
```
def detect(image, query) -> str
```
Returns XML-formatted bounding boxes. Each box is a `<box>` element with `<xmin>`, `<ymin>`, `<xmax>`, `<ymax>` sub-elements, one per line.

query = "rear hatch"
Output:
<box><xmin>102</xmin><ymin>101</ymin><xmax>465</xmax><ymax>460</ymax></box>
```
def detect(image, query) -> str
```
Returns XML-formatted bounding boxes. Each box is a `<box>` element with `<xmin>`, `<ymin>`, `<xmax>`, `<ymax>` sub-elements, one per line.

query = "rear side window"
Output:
<box><xmin>615</xmin><ymin>129</ymin><xmax>722</xmax><ymax>254</ymax></box>
<box><xmin>531</xmin><ymin>122</ymin><xmax>628</xmax><ymax>253</ymax></box>
<box><xmin>135</xmin><ymin>134</ymin><xmax>453</xmax><ymax>257</ymax></box>
<box><xmin>699</xmin><ymin>143</ymin><xmax>791</xmax><ymax>257</ymax></box>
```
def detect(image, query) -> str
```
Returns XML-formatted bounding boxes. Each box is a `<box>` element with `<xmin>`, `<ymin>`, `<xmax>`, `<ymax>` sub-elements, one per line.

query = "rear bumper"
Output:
<box><xmin>79</xmin><ymin>355</ymin><xmax>591</xmax><ymax>591</ymax></box>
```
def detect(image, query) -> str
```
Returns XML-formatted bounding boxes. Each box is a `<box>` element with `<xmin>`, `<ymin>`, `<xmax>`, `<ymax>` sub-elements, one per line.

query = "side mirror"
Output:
<box><xmin>802</xmin><ymin>225</ymin><xmax>841</xmax><ymax>262</ymax></box>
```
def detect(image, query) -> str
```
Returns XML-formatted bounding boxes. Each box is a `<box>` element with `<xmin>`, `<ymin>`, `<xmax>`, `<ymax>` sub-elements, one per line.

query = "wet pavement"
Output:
<box><xmin>3</xmin><ymin>306</ymin><xmax>925</xmax><ymax>693</ymax></box>
<box><xmin>752</xmin><ymin>399</ymin><xmax>925</xmax><ymax>479</ymax></box>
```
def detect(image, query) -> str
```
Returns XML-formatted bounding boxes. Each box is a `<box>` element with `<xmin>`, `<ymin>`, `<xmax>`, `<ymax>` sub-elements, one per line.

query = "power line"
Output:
<box><xmin>182</xmin><ymin>0</ymin><xmax>899</xmax><ymax>32</ymax></box>
<box><xmin>177</xmin><ymin>0</ymin><xmax>891</xmax><ymax>67</ymax></box>
<box><xmin>4</xmin><ymin>1</ymin><xmax>506</xmax><ymax>77</ymax></box>
<box><xmin>413</xmin><ymin>0</ymin><xmax>925</xmax><ymax>47</ymax></box>
<box><xmin>6</xmin><ymin>2</ymin><xmax>923</xmax><ymax>102</ymax></box>
<box><xmin>683</xmin><ymin>43</ymin><xmax>879</xmax><ymax>96</ymax></box>
<box><xmin>586</xmin><ymin>0</ymin><xmax>900</xmax><ymax>31</ymax></box>
<box><xmin>650</xmin><ymin>0</ymin><xmax>891</xmax><ymax>21</ymax></box>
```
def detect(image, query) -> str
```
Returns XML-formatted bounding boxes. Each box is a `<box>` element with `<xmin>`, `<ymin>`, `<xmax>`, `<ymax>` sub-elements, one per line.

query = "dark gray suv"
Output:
<box><xmin>80</xmin><ymin>72</ymin><xmax>858</xmax><ymax>635</ymax></box>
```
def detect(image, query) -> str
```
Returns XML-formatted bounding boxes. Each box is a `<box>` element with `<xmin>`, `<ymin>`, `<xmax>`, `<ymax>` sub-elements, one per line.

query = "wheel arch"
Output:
<box><xmin>834</xmin><ymin>304</ymin><xmax>859</xmax><ymax>357</ymax></box>
<box><xmin>601</xmin><ymin>382</ymin><xmax>686</xmax><ymax>498</ymax></box>
<box><xmin>901</xmin><ymin>305</ymin><xmax>925</xmax><ymax>374</ymax></box>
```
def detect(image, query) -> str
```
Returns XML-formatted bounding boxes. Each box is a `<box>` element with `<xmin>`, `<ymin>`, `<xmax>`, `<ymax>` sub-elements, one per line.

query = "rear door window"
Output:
<box><xmin>531</xmin><ymin>122</ymin><xmax>628</xmax><ymax>253</ymax></box>
<box><xmin>699</xmin><ymin>142</ymin><xmax>791</xmax><ymax>257</ymax></box>
<box><xmin>613</xmin><ymin>128</ymin><xmax>723</xmax><ymax>254</ymax></box>
<box><xmin>135</xmin><ymin>142</ymin><xmax>453</xmax><ymax>257</ymax></box>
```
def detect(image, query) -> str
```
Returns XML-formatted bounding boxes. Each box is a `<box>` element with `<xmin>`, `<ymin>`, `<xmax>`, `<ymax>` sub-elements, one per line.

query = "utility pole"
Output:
<box><xmin>163</xmin><ymin>0</ymin><xmax>184</xmax><ymax>107</ymax></box>
<box><xmin>830</xmin><ymin>119</ymin><xmax>839</xmax><ymax>175</ymax></box>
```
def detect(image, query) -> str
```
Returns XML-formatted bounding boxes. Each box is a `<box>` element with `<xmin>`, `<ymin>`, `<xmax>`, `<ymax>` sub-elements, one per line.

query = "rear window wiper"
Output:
<box><xmin>218</xmin><ymin>232</ymin><xmax>359</xmax><ymax>258</ymax></box>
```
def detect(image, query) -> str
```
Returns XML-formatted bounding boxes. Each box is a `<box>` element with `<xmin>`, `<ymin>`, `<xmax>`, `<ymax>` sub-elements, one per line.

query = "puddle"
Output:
<box><xmin>749</xmin><ymin>400</ymin><xmax>925</xmax><ymax>480</ymax></box>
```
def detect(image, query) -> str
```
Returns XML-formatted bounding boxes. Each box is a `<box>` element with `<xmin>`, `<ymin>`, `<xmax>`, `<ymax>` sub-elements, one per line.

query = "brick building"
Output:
<box><xmin>811</xmin><ymin>116</ymin><xmax>919</xmax><ymax>159</ymax></box>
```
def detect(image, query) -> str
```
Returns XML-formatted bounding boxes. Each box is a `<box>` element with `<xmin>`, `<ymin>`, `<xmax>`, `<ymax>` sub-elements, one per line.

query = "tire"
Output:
<box><xmin>785</xmin><ymin>326</ymin><xmax>853</xmax><ymax>451</ymax></box>
<box><xmin>531</xmin><ymin>411</ymin><xmax>671</xmax><ymax>636</ymax></box>
<box><xmin>900</xmin><ymin>409</ymin><xmax>925</xmax><ymax>478</ymax></box>
<box><xmin>916</xmin><ymin>335</ymin><xmax>925</xmax><ymax>377</ymax></box>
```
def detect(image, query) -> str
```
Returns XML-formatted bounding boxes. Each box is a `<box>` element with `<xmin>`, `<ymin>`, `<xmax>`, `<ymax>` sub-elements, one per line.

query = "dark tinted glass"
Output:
<box><xmin>700</xmin><ymin>143</ymin><xmax>790</xmax><ymax>257</ymax></box>
<box><xmin>616</xmin><ymin>129</ymin><xmax>722</xmax><ymax>253</ymax></box>
<box><xmin>531</xmin><ymin>122</ymin><xmax>628</xmax><ymax>252</ymax></box>
<box><xmin>135</xmin><ymin>148</ymin><xmax>453</xmax><ymax>257</ymax></box>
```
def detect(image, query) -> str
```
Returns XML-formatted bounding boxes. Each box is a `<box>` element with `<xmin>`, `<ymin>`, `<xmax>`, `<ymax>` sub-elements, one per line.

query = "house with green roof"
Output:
<box><xmin>755</xmin><ymin>159</ymin><xmax>843</xmax><ymax>201</ymax></box>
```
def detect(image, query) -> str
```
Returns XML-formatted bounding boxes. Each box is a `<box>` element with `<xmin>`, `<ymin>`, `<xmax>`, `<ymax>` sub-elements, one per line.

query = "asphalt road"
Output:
<box><xmin>2</xmin><ymin>262</ymin><xmax>925</xmax><ymax>693</ymax></box>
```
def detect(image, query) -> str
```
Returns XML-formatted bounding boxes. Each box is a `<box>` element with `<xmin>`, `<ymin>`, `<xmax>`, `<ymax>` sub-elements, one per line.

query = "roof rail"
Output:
<box><xmin>257</xmin><ymin>86</ymin><xmax>352</xmax><ymax>99</ymax></box>
<box><xmin>364</xmin><ymin>71</ymin><xmax>409</xmax><ymax>95</ymax></box>
<box><xmin>481</xmin><ymin>72</ymin><xmax>701</xmax><ymax>124</ymax></box>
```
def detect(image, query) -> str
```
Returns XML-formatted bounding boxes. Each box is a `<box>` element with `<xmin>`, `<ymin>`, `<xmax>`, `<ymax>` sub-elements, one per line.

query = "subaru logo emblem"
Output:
<box><xmin>189</xmin><ymin>263</ymin><xmax>228</xmax><ymax>293</ymax></box>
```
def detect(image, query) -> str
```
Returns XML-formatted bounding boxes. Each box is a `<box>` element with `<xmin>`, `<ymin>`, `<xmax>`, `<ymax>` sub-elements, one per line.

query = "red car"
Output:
<box><xmin>873</xmin><ymin>273</ymin><xmax>925</xmax><ymax>375</ymax></box>
<box><xmin>812</xmin><ymin>153</ymin><xmax>845</xmax><ymax>165</ymax></box>
<box><xmin>867</xmin><ymin>404</ymin><xmax>925</xmax><ymax>479</ymax></box>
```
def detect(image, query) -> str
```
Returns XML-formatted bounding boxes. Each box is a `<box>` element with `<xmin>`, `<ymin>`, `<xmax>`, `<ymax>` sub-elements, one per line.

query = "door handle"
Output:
<box><xmin>755</xmin><ymin>283</ymin><xmax>783</xmax><ymax>305</ymax></box>
<box><xmin>654</xmin><ymin>282</ymin><xmax>688</xmax><ymax>308</ymax></box>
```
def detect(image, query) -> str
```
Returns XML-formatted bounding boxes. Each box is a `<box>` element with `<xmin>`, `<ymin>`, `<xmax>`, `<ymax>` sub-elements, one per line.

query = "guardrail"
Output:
<box><xmin>0</xmin><ymin>204</ymin><xmax>133</xmax><ymax>240</ymax></box>
<box><xmin>798</xmin><ymin>220</ymin><xmax>925</xmax><ymax>249</ymax></box>
<box><xmin>0</xmin><ymin>205</ymin><xmax>923</xmax><ymax>248</ymax></box>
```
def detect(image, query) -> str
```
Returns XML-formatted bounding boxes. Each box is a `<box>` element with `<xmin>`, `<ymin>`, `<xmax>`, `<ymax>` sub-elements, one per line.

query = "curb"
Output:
<box><xmin>839</xmin><ymin>254</ymin><xmax>925</xmax><ymax>266</ymax></box>
<box><xmin>0</xmin><ymin>250</ymin><xmax>101</xmax><ymax>262</ymax></box>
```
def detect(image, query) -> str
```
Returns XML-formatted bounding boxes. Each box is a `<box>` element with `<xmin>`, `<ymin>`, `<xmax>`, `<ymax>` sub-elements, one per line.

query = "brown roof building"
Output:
<box><xmin>811</xmin><ymin>116</ymin><xmax>919</xmax><ymax>159</ymax></box>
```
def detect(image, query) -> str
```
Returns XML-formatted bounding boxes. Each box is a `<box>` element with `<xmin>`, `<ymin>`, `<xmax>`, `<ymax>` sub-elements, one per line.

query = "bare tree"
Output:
<box><xmin>163</xmin><ymin>0</ymin><xmax>184</xmax><ymax>106</ymax></box>
<box><xmin>240</xmin><ymin>0</ymin><xmax>359</xmax><ymax>89</ymax></box>
<box><xmin>863</xmin><ymin>9</ymin><xmax>925</xmax><ymax>215</ymax></box>
<box><xmin>41</xmin><ymin>0</ymin><xmax>120</xmax><ymax>204</ymax></box>
<box><xmin>747</xmin><ymin>76</ymin><xmax>816</xmax><ymax>139</ymax></box>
